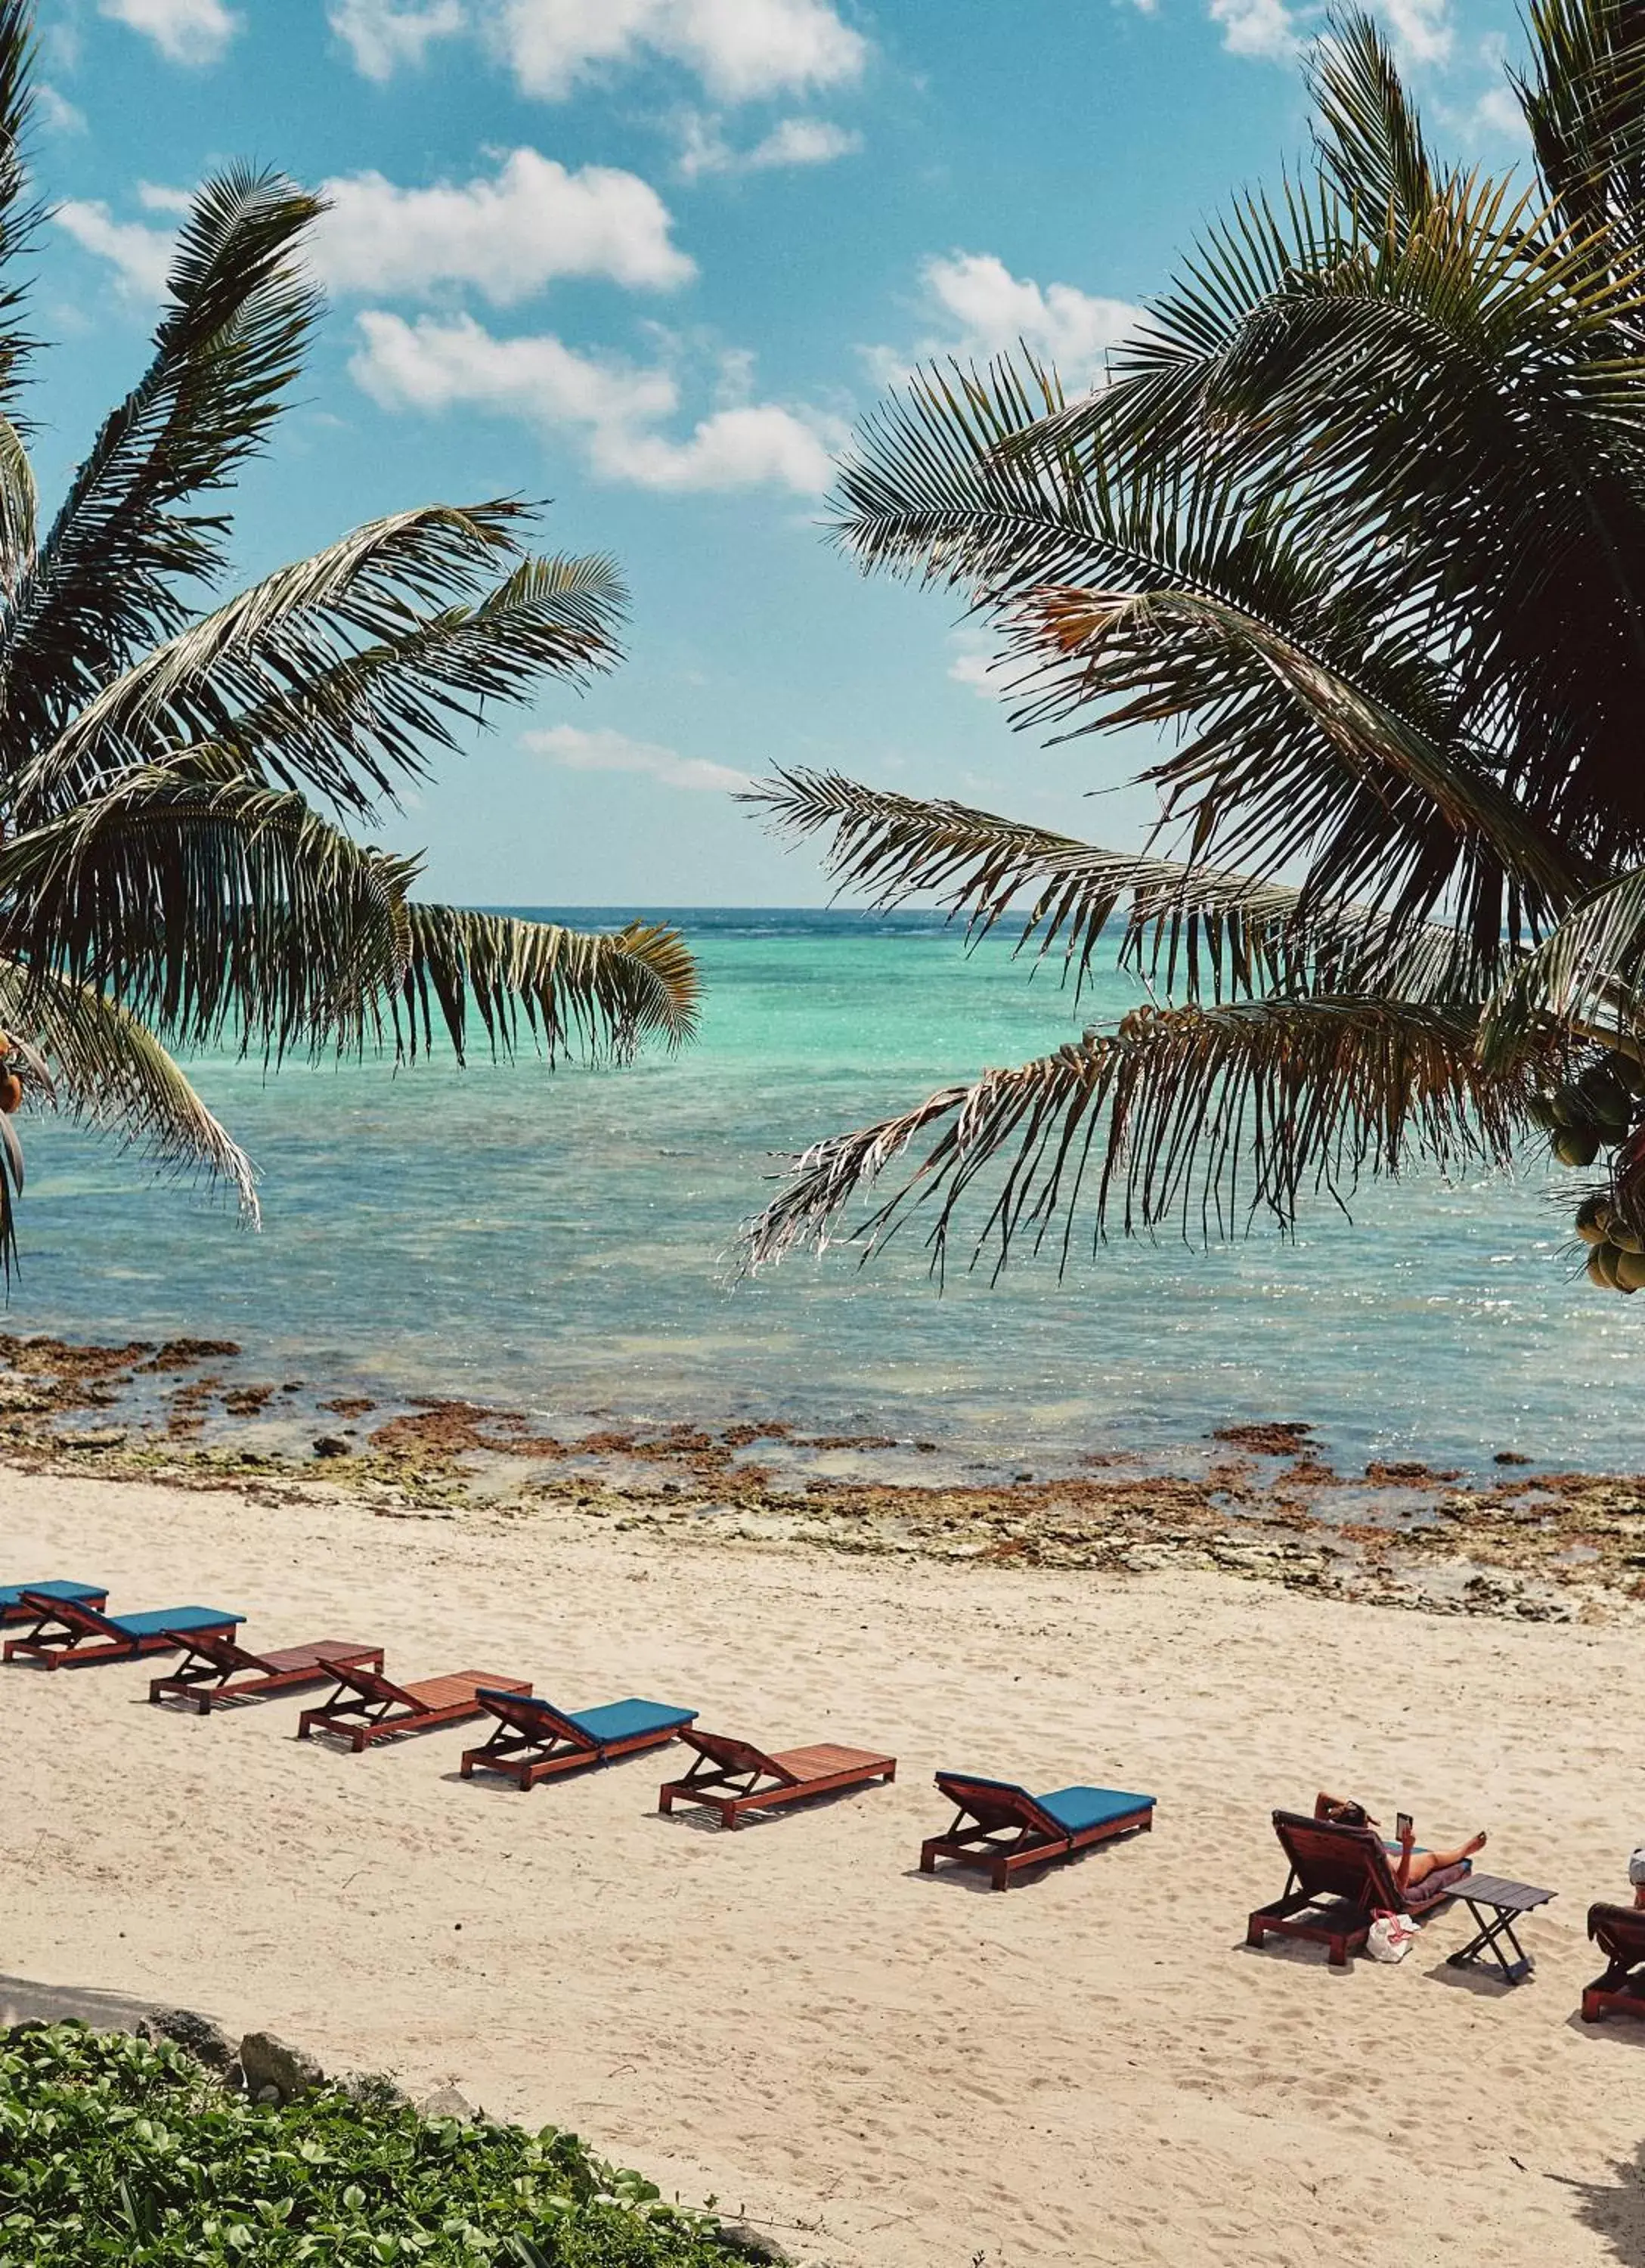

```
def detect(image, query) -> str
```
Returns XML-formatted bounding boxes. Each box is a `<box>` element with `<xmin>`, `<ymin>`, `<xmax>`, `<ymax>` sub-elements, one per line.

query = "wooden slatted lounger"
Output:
<box><xmin>0</xmin><ymin>1580</ymin><xmax>108</xmax><ymax>1627</ymax></box>
<box><xmin>920</xmin><ymin>1771</ymin><xmax>1156</xmax><ymax>1890</ymax></box>
<box><xmin>149</xmin><ymin>1633</ymin><xmax>386</xmax><ymax>1712</ymax></box>
<box><xmin>2</xmin><ymin>1591</ymin><xmax>243</xmax><ymax>1669</ymax></box>
<box><xmin>297</xmin><ymin>1664</ymin><xmax>531</xmax><ymax>1752</ymax></box>
<box><xmin>1247</xmin><ymin>1809</ymin><xmax>1473</xmax><ymax>1967</ymax></box>
<box><xmin>658</xmin><ymin>1727</ymin><xmax>897</xmax><ymax>1828</ymax></box>
<box><xmin>460</xmin><ymin>1690</ymin><xmax>695</xmax><ymax>1789</ymax></box>
<box><xmin>1581</xmin><ymin>1904</ymin><xmax>1645</xmax><ymax>2022</ymax></box>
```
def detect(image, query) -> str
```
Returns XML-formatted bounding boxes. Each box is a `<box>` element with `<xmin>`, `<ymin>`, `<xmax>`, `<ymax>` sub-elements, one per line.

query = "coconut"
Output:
<box><xmin>1555</xmin><ymin>1127</ymin><xmax>1602</xmax><ymax>1167</ymax></box>
<box><xmin>1528</xmin><ymin>1093</ymin><xmax>1560</xmax><ymax>1130</ymax></box>
<box><xmin>1613</xmin><ymin>1218</ymin><xmax>1645</xmax><ymax>1255</ymax></box>
<box><xmin>1551</xmin><ymin>1082</ymin><xmax>1588</xmax><ymax>1129</ymax></box>
<box><xmin>1576</xmin><ymin>1194</ymin><xmax>1612</xmax><ymax>1245</ymax></box>
<box><xmin>1590</xmin><ymin>1244</ymin><xmax>1625</xmax><ymax>1289</ymax></box>
<box><xmin>1617</xmin><ymin>1249</ymin><xmax>1645</xmax><ymax>1293</ymax></box>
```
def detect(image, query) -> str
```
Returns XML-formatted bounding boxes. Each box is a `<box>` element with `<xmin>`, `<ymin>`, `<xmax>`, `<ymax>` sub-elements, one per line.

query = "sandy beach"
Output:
<box><xmin>5</xmin><ymin>1466</ymin><xmax>1644</xmax><ymax>2265</ymax></box>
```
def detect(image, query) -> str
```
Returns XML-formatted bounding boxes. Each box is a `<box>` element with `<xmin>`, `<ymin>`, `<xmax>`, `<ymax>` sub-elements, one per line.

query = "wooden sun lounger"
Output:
<box><xmin>658</xmin><ymin>1727</ymin><xmax>896</xmax><ymax>1828</ymax></box>
<box><xmin>460</xmin><ymin>1689</ymin><xmax>695</xmax><ymax>1789</ymax></box>
<box><xmin>148</xmin><ymin>1633</ymin><xmax>386</xmax><ymax>1712</ymax></box>
<box><xmin>1581</xmin><ymin>1904</ymin><xmax>1645</xmax><ymax>2022</ymax></box>
<box><xmin>298</xmin><ymin>1665</ymin><xmax>530</xmax><ymax>1752</ymax></box>
<box><xmin>1247</xmin><ymin>1809</ymin><xmax>1473</xmax><ymax>1966</ymax></box>
<box><xmin>2</xmin><ymin>1591</ymin><xmax>243</xmax><ymax>1669</ymax></box>
<box><xmin>920</xmin><ymin>1771</ymin><xmax>1156</xmax><ymax>1890</ymax></box>
<box><xmin>0</xmin><ymin>1579</ymin><xmax>107</xmax><ymax>1627</ymax></box>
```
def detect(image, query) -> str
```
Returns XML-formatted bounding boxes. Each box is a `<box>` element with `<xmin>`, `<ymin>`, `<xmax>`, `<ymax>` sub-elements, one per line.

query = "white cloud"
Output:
<box><xmin>1377</xmin><ymin>0</ymin><xmax>1451</xmax><ymax>64</ymax></box>
<box><xmin>36</xmin><ymin>85</ymin><xmax>86</xmax><ymax>133</ymax></box>
<box><xmin>486</xmin><ymin>0</ymin><xmax>866</xmax><ymax>101</ymax></box>
<box><xmin>527</xmin><ymin>722</ymin><xmax>751</xmax><ymax>793</ymax></box>
<box><xmin>349</xmin><ymin>308</ymin><xmax>839</xmax><ymax>494</ymax></box>
<box><xmin>947</xmin><ymin>635</ymin><xmax>996</xmax><ymax>699</ymax></box>
<box><xmin>677</xmin><ymin>112</ymin><xmax>861</xmax><ymax>179</ymax></box>
<box><xmin>55</xmin><ymin>153</ymin><xmax>695</xmax><ymax>311</ymax></box>
<box><xmin>317</xmin><ymin>150</ymin><xmax>694</xmax><ymax>303</ymax></box>
<box><xmin>1208</xmin><ymin>0</ymin><xmax>1296</xmax><ymax>59</ymax></box>
<box><xmin>867</xmin><ymin>251</ymin><xmax>1141</xmax><ymax>390</ymax></box>
<box><xmin>54</xmin><ymin>200</ymin><xmax>175</xmax><ymax>297</ymax></box>
<box><xmin>98</xmin><ymin>0</ymin><xmax>237</xmax><ymax>64</ymax></box>
<box><xmin>328</xmin><ymin>0</ymin><xmax>465</xmax><ymax>76</ymax></box>
<box><xmin>1470</xmin><ymin>82</ymin><xmax>1526</xmax><ymax>137</ymax></box>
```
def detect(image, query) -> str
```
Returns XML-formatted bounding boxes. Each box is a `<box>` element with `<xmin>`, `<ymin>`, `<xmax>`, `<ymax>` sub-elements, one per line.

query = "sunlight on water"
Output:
<box><xmin>20</xmin><ymin>909</ymin><xmax>1631</xmax><ymax>1477</ymax></box>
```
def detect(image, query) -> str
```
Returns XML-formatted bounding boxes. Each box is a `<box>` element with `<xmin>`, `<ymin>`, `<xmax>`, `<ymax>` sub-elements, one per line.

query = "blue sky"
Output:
<box><xmin>35</xmin><ymin>0</ymin><xmax>1528</xmax><ymax>906</ymax></box>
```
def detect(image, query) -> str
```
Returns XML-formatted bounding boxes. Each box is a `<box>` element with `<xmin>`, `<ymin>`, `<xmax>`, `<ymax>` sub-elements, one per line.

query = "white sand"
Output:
<box><xmin>4</xmin><ymin>1468</ymin><xmax>1643</xmax><ymax>2266</ymax></box>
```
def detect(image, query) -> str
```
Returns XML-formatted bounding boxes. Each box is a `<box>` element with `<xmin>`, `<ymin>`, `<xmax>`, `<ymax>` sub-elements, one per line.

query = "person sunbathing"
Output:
<box><xmin>1315</xmin><ymin>1792</ymin><xmax>1486</xmax><ymax>1891</ymax></box>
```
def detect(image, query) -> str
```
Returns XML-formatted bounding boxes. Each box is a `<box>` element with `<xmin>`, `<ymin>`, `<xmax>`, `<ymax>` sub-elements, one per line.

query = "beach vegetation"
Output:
<box><xmin>745</xmin><ymin>0</ymin><xmax>1645</xmax><ymax>1296</ymax></box>
<box><xmin>0</xmin><ymin>2</ymin><xmax>698</xmax><ymax>1276</ymax></box>
<box><xmin>0</xmin><ymin>2022</ymin><xmax>744</xmax><ymax>2266</ymax></box>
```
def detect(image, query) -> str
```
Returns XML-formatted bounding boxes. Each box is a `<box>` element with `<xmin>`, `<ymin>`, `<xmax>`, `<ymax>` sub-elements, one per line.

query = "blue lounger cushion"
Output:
<box><xmin>106</xmin><ymin>1606</ymin><xmax>243</xmax><ymax>1638</ymax></box>
<box><xmin>480</xmin><ymin>1690</ymin><xmax>695</xmax><ymax>1748</ymax></box>
<box><xmin>1036</xmin><ymin>1786</ymin><xmax>1156</xmax><ymax>1834</ymax></box>
<box><xmin>940</xmin><ymin>1774</ymin><xmax>1155</xmax><ymax>1834</ymax></box>
<box><xmin>0</xmin><ymin>1580</ymin><xmax>105</xmax><ymax>1612</ymax></box>
<box><xmin>565</xmin><ymin>1698</ymin><xmax>696</xmax><ymax>1746</ymax></box>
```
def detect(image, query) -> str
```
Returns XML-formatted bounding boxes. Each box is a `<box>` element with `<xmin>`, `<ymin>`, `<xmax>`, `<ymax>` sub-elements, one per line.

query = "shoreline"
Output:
<box><xmin>4</xmin><ymin>1329</ymin><xmax>1643</xmax><ymax>1626</ymax></box>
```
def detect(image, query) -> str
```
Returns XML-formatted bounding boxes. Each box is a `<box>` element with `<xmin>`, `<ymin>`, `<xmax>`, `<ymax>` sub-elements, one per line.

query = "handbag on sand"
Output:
<box><xmin>1367</xmin><ymin>1910</ymin><xmax>1417</xmax><ymax>1963</ymax></box>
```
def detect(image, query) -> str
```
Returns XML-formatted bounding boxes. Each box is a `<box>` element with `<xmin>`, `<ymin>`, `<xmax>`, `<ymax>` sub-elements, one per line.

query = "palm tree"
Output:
<box><xmin>0</xmin><ymin>3</ymin><xmax>697</xmax><ymax>1272</ymax></box>
<box><xmin>745</xmin><ymin>0</ymin><xmax>1645</xmax><ymax>1299</ymax></box>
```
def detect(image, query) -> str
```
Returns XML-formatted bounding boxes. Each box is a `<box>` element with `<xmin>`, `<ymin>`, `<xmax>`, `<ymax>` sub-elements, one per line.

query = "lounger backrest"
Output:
<box><xmin>477</xmin><ymin>1689</ymin><xmax>593</xmax><ymax>1746</ymax></box>
<box><xmin>680</xmin><ymin>1727</ymin><xmax>782</xmax><ymax>1779</ymax></box>
<box><xmin>181</xmin><ymin>1630</ymin><xmax>259</xmax><ymax>1674</ymax></box>
<box><xmin>19</xmin><ymin>1589</ymin><xmax>122</xmax><ymax>1638</ymax></box>
<box><xmin>936</xmin><ymin>1772</ymin><xmax>1064</xmax><ymax>1841</ymax></box>
<box><xmin>1588</xmin><ymin>1902</ymin><xmax>1645</xmax><ymax>1960</ymax></box>
<box><xmin>333</xmin><ymin>1661</ymin><xmax>422</xmax><ymax>1711</ymax></box>
<box><xmin>1272</xmin><ymin>1810</ymin><xmax>1402</xmax><ymax>1907</ymax></box>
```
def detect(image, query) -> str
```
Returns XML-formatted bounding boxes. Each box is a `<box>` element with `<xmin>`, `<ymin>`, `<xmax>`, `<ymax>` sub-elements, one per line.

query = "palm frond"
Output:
<box><xmin>0</xmin><ymin>168</ymin><xmax>322</xmax><ymax>764</ymax></box>
<box><xmin>1479</xmin><ymin>860</ymin><xmax>1645</xmax><ymax>1061</ymax></box>
<box><xmin>1012</xmin><ymin>585</ymin><xmax>1581</xmax><ymax>919</ymax></box>
<box><xmin>14</xmin><ymin>504</ymin><xmax>618</xmax><ymax>821</ymax></box>
<box><xmin>0</xmin><ymin>958</ymin><xmax>259</xmax><ymax>1223</ymax></box>
<box><xmin>1517</xmin><ymin>0</ymin><xmax>1645</xmax><ymax>271</ymax></box>
<box><xmin>0</xmin><ymin>407</ymin><xmax>33</xmax><ymax>593</ymax></box>
<box><xmin>218</xmin><ymin>550</ymin><xmax>627</xmax><ymax>817</ymax></box>
<box><xmin>743</xmin><ymin>996</ymin><xmax>1540</xmax><ymax>1281</ymax></box>
<box><xmin>395</xmin><ymin>907</ymin><xmax>700</xmax><ymax>1064</ymax></box>
<box><xmin>0</xmin><ymin>748</ymin><xmax>419</xmax><ymax>1055</ymax></box>
<box><xmin>0</xmin><ymin>0</ymin><xmax>39</xmax><ymax>422</ymax></box>
<box><xmin>751</xmin><ymin>766</ymin><xmax>1478</xmax><ymax>1001</ymax></box>
<box><xmin>1309</xmin><ymin>10</ymin><xmax>1439</xmax><ymax>233</ymax></box>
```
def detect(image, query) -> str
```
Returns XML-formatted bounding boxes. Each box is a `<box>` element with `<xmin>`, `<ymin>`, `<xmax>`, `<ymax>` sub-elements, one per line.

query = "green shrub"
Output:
<box><xmin>0</xmin><ymin>2024</ymin><xmax>742</xmax><ymax>2266</ymax></box>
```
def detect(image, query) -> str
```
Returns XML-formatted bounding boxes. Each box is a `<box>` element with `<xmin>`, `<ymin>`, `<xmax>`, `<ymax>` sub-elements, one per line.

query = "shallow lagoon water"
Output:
<box><xmin>20</xmin><ymin>909</ymin><xmax>1636</xmax><ymax>1480</ymax></box>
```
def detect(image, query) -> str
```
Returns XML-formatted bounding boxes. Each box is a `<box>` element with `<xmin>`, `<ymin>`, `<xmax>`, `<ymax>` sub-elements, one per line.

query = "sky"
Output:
<box><xmin>31</xmin><ymin>0</ymin><xmax>1532</xmax><ymax>908</ymax></box>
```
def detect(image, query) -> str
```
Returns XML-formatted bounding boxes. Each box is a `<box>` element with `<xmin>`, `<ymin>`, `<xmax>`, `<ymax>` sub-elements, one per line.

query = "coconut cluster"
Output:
<box><xmin>1531</xmin><ymin>1049</ymin><xmax>1645</xmax><ymax>1292</ymax></box>
<box><xmin>1529</xmin><ymin>1053</ymin><xmax>1643</xmax><ymax>1166</ymax></box>
<box><xmin>1576</xmin><ymin>1196</ymin><xmax>1645</xmax><ymax>1292</ymax></box>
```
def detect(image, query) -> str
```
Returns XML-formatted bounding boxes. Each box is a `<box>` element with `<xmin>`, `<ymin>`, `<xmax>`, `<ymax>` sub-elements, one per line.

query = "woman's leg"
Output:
<box><xmin>1404</xmin><ymin>1830</ymin><xmax>1487</xmax><ymax>1888</ymax></box>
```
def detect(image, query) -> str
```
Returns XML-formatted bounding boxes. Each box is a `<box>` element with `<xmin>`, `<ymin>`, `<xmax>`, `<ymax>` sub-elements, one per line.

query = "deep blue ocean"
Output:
<box><xmin>20</xmin><ymin>908</ymin><xmax>1637</xmax><ymax>1479</ymax></box>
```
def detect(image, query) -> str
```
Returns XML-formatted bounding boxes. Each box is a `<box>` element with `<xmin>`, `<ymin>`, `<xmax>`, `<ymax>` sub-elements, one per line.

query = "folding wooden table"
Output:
<box><xmin>1443</xmin><ymin>1874</ymin><xmax>1555</xmax><ymax>1984</ymax></box>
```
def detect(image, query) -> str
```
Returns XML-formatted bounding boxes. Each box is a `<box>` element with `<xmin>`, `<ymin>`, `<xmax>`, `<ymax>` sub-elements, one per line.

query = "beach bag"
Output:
<box><xmin>1366</xmin><ymin>1910</ymin><xmax>1417</xmax><ymax>1964</ymax></box>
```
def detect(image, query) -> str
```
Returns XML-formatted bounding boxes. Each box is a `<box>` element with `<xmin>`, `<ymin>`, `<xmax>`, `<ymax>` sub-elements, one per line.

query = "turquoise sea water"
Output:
<box><xmin>19</xmin><ymin>908</ymin><xmax>1640</xmax><ymax>1479</ymax></box>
